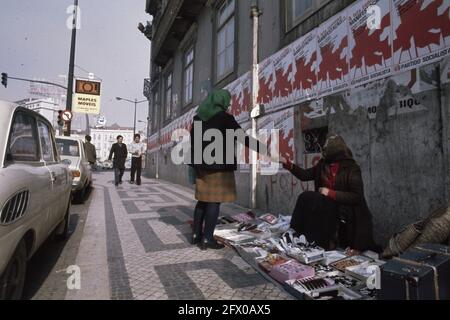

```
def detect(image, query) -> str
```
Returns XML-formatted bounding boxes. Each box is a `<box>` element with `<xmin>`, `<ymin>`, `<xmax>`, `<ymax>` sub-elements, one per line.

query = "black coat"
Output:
<box><xmin>290</xmin><ymin>159</ymin><xmax>377</xmax><ymax>251</ymax></box>
<box><xmin>190</xmin><ymin>111</ymin><xmax>260</xmax><ymax>172</ymax></box>
<box><xmin>108</xmin><ymin>143</ymin><xmax>128</xmax><ymax>168</ymax></box>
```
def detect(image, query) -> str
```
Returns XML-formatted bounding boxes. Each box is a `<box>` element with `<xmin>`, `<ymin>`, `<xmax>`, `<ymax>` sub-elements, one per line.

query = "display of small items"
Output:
<box><xmin>330</xmin><ymin>256</ymin><xmax>372</xmax><ymax>272</ymax></box>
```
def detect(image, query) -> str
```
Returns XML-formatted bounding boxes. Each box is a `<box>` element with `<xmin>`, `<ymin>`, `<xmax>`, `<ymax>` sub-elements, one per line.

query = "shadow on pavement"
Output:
<box><xmin>22</xmin><ymin>212</ymin><xmax>80</xmax><ymax>300</ymax></box>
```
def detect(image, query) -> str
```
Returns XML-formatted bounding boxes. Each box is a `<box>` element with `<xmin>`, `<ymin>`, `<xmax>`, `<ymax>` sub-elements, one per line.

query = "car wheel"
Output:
<box><xmin>73</xmin><ymin>187</ymin><xmax>85</xmax><ymax>204</ymax></box>
<box><xmin>0</xmin><ymin>240</ymin><xmax>27</xmax><ymax>300</ymax></box>
<box><xmin>56</xmin><ymin>200</ymin><xmax>71</xmax><ymax>240</ymax></box>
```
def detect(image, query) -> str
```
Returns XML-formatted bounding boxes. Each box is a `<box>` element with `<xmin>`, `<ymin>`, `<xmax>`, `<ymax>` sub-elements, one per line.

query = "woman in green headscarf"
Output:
<box><xmin>189</xmin><ymin>89</ymin><xmax>261</xmax><ymax>250</ymax></box>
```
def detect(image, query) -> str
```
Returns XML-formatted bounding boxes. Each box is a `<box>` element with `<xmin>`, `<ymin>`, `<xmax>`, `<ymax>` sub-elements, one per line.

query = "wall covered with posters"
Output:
<box><xmin>146</xmin><ymin>0</ymin><xmax>450</xmax><ymax>245</ymax></box>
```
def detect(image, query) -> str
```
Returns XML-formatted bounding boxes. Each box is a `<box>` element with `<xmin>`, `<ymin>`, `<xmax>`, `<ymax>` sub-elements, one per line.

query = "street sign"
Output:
<box><xmin>96</xmin><ymin>115</ymin><xmax>107</xmax><ymax>127</ymax></box>
<box><xmin>73</xmin><ymin>78</ymin><xmax>101</xmax><ymax>114</ymax></box>
<box><xmin>62</xmin><ymin>110</ymin><xmax>73</xmax><ymax>122</ymax></box>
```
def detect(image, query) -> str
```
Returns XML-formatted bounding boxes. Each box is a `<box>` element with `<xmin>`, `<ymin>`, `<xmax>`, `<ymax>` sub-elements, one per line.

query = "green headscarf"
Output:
<box><xmin>197</xmin><ymin>89</ymin><xmax>231</xmax><ymax>121</ymax></box>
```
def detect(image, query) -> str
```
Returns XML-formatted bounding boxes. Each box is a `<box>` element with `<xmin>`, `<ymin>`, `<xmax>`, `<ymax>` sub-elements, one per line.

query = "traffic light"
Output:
<box><xmin>1</xmin><ymin>73</ymin><xmax>7</xmax><ymax>88</ymax></box>
<box><xmin>57</xmin><ymin>110</ymin><xmax>64</xmax><ymax>127</ymax></box>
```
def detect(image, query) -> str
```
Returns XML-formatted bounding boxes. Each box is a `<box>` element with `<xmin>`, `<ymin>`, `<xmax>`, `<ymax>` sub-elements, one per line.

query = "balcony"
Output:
<box><xmin>148</xmin><ymin>0</ymin><xmax>207</xmax><ymax>67</ymax></box>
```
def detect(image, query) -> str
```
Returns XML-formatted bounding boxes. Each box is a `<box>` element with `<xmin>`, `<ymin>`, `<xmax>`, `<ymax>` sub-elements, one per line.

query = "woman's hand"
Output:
<box><xmin>319</xmin><ymin>187</ymin><xmax>330</xmax><ymax>196</ymax></box>
<box><xmin>279</xmin><ymin>156</ymin><xmax>293</xmax><ymax>170</ymax></box>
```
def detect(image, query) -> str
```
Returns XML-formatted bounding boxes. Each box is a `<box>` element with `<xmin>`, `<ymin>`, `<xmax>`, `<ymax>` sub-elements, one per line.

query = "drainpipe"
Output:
<box><xmin>250</xmin><ymin>1</ymin><xmax>262</xmax><ymax>209</ymax></box>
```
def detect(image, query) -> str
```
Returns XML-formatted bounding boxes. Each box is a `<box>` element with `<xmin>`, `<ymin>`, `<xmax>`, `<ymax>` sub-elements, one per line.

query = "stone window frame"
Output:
<box><xmin>284</xmin><ymin>0</ymin><xmax>333</xmax><ymax>33</ymax></box>
<box><xmin>163</xmin><ymin>70</ymin><xmax>173</xmax><ymax>124</ymax></box>
<box><xmin>182</xmin><ymin>46</ymin><xmax>195</xmax><ymax>107</ymax></box>
<box><xmin>214</xmin><ymin>0</ymin><xmax>237</xmax><ymax>84</ymax></box>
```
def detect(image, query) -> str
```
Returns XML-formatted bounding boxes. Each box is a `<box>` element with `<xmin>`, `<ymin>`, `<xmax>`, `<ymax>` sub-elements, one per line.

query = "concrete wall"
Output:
<box><xmin>252</xmin><ymin>59</ymin><xmax>450</xmax><ymax>245</ymax></box>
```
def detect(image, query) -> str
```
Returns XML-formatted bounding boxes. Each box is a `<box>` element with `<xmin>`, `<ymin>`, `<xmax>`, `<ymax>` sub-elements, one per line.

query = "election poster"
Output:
<box><xmin>348</xmin><ymin>0</ymin><xmax>394</xmax><ymax>86</ymax></box>
<box><xmin>291</xmin><ymin>29</ymin><xmax>319</xmax><ymax>103</ymax></box>
<box><xmin>392</xmin><ymin>0</ymin><xmax>450</xmax><ymax>73</ymax></box>
<box><xmin>226</xmin><ymin>72</ymin><xmax>252</xmax><ymax>124</ymax></box>
<box><xmin>317</xmin><ymin>12</ymin><xmax>350</xmax><ymax>97</ymax></box>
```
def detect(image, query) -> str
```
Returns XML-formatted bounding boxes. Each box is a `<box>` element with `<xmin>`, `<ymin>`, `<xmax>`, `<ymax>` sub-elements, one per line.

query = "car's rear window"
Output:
<box><xmin>56</xmin><ymin>139</ymin><xmax>80</xmax><ymax>157</ymax></box>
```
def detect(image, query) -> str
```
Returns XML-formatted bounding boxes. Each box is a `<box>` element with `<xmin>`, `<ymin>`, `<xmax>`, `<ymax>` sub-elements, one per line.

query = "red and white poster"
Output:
<box><xmin>270</xmin><ymin>46</ymin><xmax>296</xmax><ymax>111</ymax></box>
<box><xmin>226</xmin><ymin>72</ymin><xmax>252</xmax><ymax>123</ymax></box>
<box><xmin>147</xmin><ymin>133</ymin><xmax>160</xmax><ymax>154</ymax></box>
<box><xmin>160</xmin><ymin>123</ymin><xmax>173</xmax><ymax>149</ymax></box>
<box><xmin>237</xmin><ymin>121</ymin><xmax>251</xmax><ymax>172</ymax></box>
<box><xmin>348</xmin><ymin>0</ymin><xmax>394</xmax><ymax>86</ymax></box>
<box><xmin>257</xmin><ymin>57</ymin><xmax>276</xmax><ymax>108</ymax></box>
<box><xmin>317</xmin><ymin>12</ymin><xmax>350</xmax><ymax>96</ymax></box>
<box><xmin>256</xmin><ymin>114</ymin><xmax>277</xmax><ymax>174</ymax></box>
<box><xmin>291</xmin><ymin>29</ymin><xmax>319</xmax><ymax>103</ymax></box>
<box><xmin>256</xmin><ymin>108</ymin><xmax>295</xmax><ymax>174</ymax></box>
<box><xmin>392</xmin><ymin>0</ymin><xmax>450</xmax><ymax>72</ymax></box>
<box><xmin>273</xmin><ymin>108</ymin><xmax>295</xmax><ymax>165</ymax></box>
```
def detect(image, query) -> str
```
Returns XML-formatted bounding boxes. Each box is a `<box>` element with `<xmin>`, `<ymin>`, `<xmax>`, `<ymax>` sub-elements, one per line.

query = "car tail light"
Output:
<box><xmin>72</xmin><ymin>170</ymin><xmax>81</xmax><ymax>178</ymax></box>
<box><xmin>1</xmin><ymin>190</ymin><xmax>29</xmax><ymax>225</ymax></box>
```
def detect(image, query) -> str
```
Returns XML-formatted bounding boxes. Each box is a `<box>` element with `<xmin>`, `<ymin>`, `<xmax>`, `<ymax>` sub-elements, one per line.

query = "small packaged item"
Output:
<box><xmin>256</xmin><ymin>254</ymin><xmax>288</xmax><ymax>273</ymax></box>
<box><xmin>321</xmin><ymin>251</ymin><xmax>348</xmax><ymax>266</ymax></box>
<box><xmin>345</xmin><ymin>260</ymin><xmax>385</xmax><ymax>282</ymax></box>
<box><xmin>259</xmin><ymin>214</ymin><xmax>278</xmax><ymax>225</ymax></box>
<box><xmin>286</xmin><ymin>246</ymin><xmax>325</xmax><ymax>264</ymax></box>
<box><xmin>330</xmin><ymin>255</ymin><xmax>373</xmax><ymax>272</ymax></box>
<box><xmin>287</xmin><ymin>276</ymin><xmax>363</xmax><ymax>300</ymax></box>
<box><xmin>287</xmin><ymin>277</ymin><xmax>340</xmax><ymax>299</ymax></box>
<box><xmin>231</xmin><ymin>211</ymin><xmax>256</xmax><ymax>223</ymax></box>
<box><xmin>269</xmin><ymin>260</ymin><xmax>315</xmax><ymax>283</ymax></box>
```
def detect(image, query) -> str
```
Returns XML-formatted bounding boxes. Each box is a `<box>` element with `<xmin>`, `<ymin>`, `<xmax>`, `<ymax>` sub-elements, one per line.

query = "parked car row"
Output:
<box><xmin>0</xmin><ymin>100</ymin><xmax>92</xmax><ymax>299</ymax></box>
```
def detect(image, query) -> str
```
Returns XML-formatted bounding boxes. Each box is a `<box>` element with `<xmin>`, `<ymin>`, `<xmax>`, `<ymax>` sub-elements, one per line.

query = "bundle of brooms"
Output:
<box><xmin>382</xmin><ymin>206</ymin><xmax>450</xmax><ymax>259</ymax></box>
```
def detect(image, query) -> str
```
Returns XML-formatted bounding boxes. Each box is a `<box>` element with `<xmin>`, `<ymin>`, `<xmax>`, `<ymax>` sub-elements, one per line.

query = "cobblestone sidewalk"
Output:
<box><xmin>67</xmin><ymin>172</ymin><xmax>291</xmax><ymax>300</ymax></box>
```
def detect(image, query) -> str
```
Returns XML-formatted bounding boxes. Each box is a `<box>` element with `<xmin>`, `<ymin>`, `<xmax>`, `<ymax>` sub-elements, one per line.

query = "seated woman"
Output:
<box><xmin>280</xmin><ymin>134</ymin><xmax>378</xmax><ymax>254</ymax></box>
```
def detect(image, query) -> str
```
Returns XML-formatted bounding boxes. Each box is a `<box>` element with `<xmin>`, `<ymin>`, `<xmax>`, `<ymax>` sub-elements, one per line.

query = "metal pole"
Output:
<box><xmin>250</xmin><ymin>2</ymin><xmax>261</xmax><ymax>209</ymax></box>
<box><xmin>134</xmin><ymin>98</ymin><xmax>137</xmax><ymax>136</ymax></box>
<box><xmin>65</xmin><ymin>0</ymin><xmax>79</xmax><ymax>136</ymax></box>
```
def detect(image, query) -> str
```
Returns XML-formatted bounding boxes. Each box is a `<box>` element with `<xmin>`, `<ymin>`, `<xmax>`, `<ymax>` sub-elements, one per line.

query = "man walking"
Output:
<box><xmin>129</xmin><ymin>134</ymin><xmax>145</xmax><ymax>185</ymax></box>
<box><xmin>108</xmin><ymin>135</ymin><xmax>128</xmax><ymax>187</ymax></box>
<box><xmin>84</xmin><ymin>135</ymin><xmax>97</xmax><ymax>171</ymax></box>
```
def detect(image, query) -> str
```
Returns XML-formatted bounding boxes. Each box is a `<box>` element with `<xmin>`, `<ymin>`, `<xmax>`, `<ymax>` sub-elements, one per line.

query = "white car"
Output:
<box><xmin>55</xmin><ymin>136</ymin><xmax>92</xmax><ymax>203</ymax></box>
<box><xmin>0</xmin><ymin>101</ymin><xmax>72</xmax><ymax>299</ymax></box>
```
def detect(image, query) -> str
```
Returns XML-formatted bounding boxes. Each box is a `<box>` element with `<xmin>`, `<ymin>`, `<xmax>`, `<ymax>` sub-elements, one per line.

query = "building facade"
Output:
<box><xmin>16</xmin><ymin>97</ymin><xmax>60</xmax><ymax>129</ymax></box>
<box><xmin>144</xmin><ymin>0</ymin><xmax>450</xmax><ymax>245</ymax></box>
<box><xmin>91</xmin><ymin>124</ymin><xmax>134</xmax><ymax>161</ymax></box>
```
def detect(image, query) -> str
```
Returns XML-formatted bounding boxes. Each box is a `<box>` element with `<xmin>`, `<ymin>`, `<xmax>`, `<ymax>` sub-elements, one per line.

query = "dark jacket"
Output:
<box><xmin>108</xmin><ymin>143</ymin><xmax>128</xmax><ymax>168</ymax></box>
<box><xmin>290</xmin><ymin>159</ymin><xmax>376</xmax><ymax>251</ymax></box>
<box><xmin>84</xmin><ymin>141</ymin><xmax>97</xmax><ymax>163</ymax></box>
<box><xmin>190</xmin><ymin>111</ymin><xmax>260</xmax><ymax>172</ymax></box>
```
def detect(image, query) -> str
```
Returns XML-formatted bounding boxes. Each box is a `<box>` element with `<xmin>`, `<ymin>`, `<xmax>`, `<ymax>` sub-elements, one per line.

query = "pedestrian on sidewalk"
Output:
<box><xmin>129</xmin><ymin>133</ymin><xmax>146</xmax><ymax>185</ymax></box>
<box><xmin>108</xmin><ymin>135</ymin><xmax>128</xmax><ymax>187</ymax></box>
<box><xmin>189</xmin><ymin>89</ymin><xmax>264</xmax><ymax>250</ymax></box>
<box><xmin>280</xmin><ymin>134</ymin><xmax>378</xmax><ymax>254</ymax></box>
<box><xmin>84</xmin><ymin>135</ymin><xmax>97</xmax><ymax>171</ymax></box>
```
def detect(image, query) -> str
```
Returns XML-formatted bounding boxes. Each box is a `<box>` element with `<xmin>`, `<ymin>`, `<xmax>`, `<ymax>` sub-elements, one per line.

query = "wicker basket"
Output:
<box><xmin>381</xmin><ymin>222</ymin><xmax>423</xmax><ymax>259</ymax></box>
<box><xmin>413</xmin><ymin>207</ymin><xmax>450</xmax><ymax>245</ymax></box>
<box><xmin>382</xmin><ymin>206</ymin><xmax>450</xmax><ymax>259</ymax></box>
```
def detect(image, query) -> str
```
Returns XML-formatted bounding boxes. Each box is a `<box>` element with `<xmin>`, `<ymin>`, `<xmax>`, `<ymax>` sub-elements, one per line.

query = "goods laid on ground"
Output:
<box><xmin>213</xmin><ymin>212</ymin><xmax>450</xmax><ymax>300</ymax></box>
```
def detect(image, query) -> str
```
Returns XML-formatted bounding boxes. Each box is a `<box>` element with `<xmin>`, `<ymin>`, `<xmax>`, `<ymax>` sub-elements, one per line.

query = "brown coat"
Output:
<box><xmin>290</xmin><ymin>159</ymin><xmax>377</xmax><ymax>251</ymax></box>
<box><xmin>83</xmin><ymin>141</ymin><xmax>97</xmax><ymax>163</ymax></box>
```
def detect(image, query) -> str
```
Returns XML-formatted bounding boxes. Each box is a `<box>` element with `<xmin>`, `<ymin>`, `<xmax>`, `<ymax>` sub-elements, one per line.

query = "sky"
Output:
<box><xmin>0</xmin><ymin>0</ymin><xmax>151</xmax><ymax>132</ymax></box>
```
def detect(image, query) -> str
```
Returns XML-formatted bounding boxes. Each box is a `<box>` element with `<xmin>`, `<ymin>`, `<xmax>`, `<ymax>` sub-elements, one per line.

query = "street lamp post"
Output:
<box><xmin>116</xmin><ymin>97</ymin><xmax>147</xmax><ymax>136</ymax></box>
